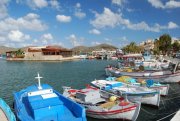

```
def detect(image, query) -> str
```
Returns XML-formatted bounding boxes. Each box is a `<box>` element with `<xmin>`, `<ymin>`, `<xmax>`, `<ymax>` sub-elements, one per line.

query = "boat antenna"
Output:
<box><xmin>35</xmin><ymin>73</ymin><xmax>43</xmax><ymax>89</ymax></box>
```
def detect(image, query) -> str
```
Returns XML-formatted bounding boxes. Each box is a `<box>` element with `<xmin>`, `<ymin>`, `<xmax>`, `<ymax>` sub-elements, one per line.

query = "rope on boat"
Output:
<box><xmin>161</xmin><ymin>100</ymin><xmax>166</xmax><ymax>110</ymax></box>
<box><xmin>160</xmin><ymin>95</ymin><xmax>180</xmax><ymax>101</ymax></box>
<box><xmin>141</xmin><ymin>108</ymin><xmax>170</xmax><ymax>115</ymax></box>
<box><xmin>169</xmin><ymin>86</ymin><xmax>177</xmax><ymax>92</ymax></box>
<box><xmin>156</xmin><ymin>110</ymin><xmax>179</xmax><ymax>121</ymax></box>
<box><xmin>168</xmin><ymin>92</ymin><xmax>180</xmax><ymax>95</ymax></box>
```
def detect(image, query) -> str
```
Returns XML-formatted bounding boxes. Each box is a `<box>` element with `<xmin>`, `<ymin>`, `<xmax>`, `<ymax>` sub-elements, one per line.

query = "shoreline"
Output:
<box><xmin>6</xmin><ymin>57</ymin><xmax>82</xmax><ymax>62</ymax></box>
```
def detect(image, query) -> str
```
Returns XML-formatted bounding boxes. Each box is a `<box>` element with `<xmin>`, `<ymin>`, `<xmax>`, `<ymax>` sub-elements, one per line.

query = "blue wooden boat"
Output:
<box><xmin>0</xmin><ymin>98</ymin><xmax>16</xmax><ymax>121</ymax></box>
<box><xmin>13</xmin><ymin>73</ymin><xmax>87</xmax><ymax>121</ymax></box>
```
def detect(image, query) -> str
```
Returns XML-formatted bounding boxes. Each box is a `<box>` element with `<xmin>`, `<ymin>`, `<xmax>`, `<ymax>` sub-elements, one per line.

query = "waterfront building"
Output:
<box><xmin>92</xmin><ymin>49</ymin><xmax>116</xmax><ymax>59</ymax></box>
<box><xmin>139</xmin><ymin>39</ymin><xmax>154</xmax><ymax>51</ymax></box>
<box><xmin>92</xmin><ymin>49</ymin><xmax>116</xmax><ymax>56</ymax></box>
<box><xmin>6</xmin><ymin>46</ymin><xmax>73</xmax><ymax>61</ymax></box>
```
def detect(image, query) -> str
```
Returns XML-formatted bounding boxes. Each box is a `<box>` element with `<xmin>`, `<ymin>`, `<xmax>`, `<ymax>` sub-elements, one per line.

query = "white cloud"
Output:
<box><xmin>105</xmin><ymin>38</ymin><xmax>112</xmax><ymax>42</ymax></box>
<box><xmin>168</xmin><ymin>21</ymin><xmax>179</xmax><ymax>29</ymax></box>
<box><xmin>0</xmin><ymin>13</ymin><xmax>47</xmax><ymax>32</ymax></box>
<box><xmin>147</xmin><ymin>0</ymin><xmax>164</xmax><ymax>9</ymax></box>
<box><xmin>40</xmin><ymin>33</ymin><xmax>53</xmax><ymax>44</ymax></box>
<box><xmin>74</xmin><ymin>3</ymin><xmax>86</xmax><ymax>19</ymax></box>
<box><xmin>41</xmin><ymin>33</ymin><xmax>53</xmax><ymax>40</ymax></box>
<box><xmin>112</xmin><ymin>0</ymin><xmax>125</xmax><ymax>6</ymax></box>
<box><xmin>91</xmin><ymin>41</ymin><xmax>101</xmax><ymax>46</ymax></box>
<box><xmin>8</xmin><ymin>30</ymin><xmax>30</xmax><ymax>42</ymax></box>
<box><xmin>74</xmin><ymin>11</ymin><xmax>86</xmax><ymax>19</ymax></box>
<box><xmin>148</xmin><ymin>0</ymin><xmax>180</xmax><ymax>9</ymax></box>
<box><xmin>27</xmin><ymin>0</ymin><xmax>48</xmax><ymax>9</ymax></box>
<box><xmin>17</xmin><ymin>0</ymin><xmax>60</xmax><ymax>10</ymax></box>
<box><xmin>126</xmin><ymin>8</ymin><xmax>134</xmax><ymax>12</ymax></box>
<box><xmin>166</xmin><ymin>1</ymin><xmax>180</xmax><ymax>8</ymax></box>
<box><xmin>67</xmin><ymin>34</ymin><xmax>84</xmax><ymax>47</ymax></box>
<box><xmin>90</xmin><ymin>7</ymin><xmax>121</xmax><ymax>28</ymax></box>
<box><xmin>120</xmin><ymin>36</ymin><xmax>128</xmax><ymax>41</ymax></box>
<box><xmin>0</xmin><ymin>12</ymin><xmax>48</xmax><ymax>47</ymax></box>
<box><xmin>89</xmin><ymin>29</ymin><xmax>101</xmax><ymax>35</ymax></box>
<box><xmin>51</xmin><ymin>41</ymin><xmax>64</xmax><ymax>47</ymax></box>
<box><xmin>0</xmin><ymin>0</ymin><xmax>9</xmax><ymax>19</ymax></box>
<box><xmin>56</xmin><ymin>15</ymin><xmax>71</xmax><ymax>23</ymax></box>
<box><xmin>76</xmin><ymin>3</ymin><xmax>81</xmax><ymax>8</ymax></box>
<box><xmin>90</xmin><ymin>7</ymin><xmax>179</xmax><ymax>32</ymax></box>
<box><xmin>49</xmin><ymin>0</ymin><xmax>60</xmax><ymax>10</ymax></box>
<box><xmin>32</xmin><ymin>33</ymin><xmax>54</xmax><ymax>45</ymax></box>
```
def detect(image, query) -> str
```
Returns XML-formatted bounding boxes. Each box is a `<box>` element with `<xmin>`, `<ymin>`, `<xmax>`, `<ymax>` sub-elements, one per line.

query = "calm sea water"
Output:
<box><xmin>0</xmin><ymin>59</ymin><xmax>179</xmax><ymax>121</ymax></box>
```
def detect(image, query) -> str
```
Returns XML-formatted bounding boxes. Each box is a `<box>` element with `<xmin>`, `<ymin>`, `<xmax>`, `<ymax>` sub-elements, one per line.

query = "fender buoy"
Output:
<box><xmin>119</xmin><ymin>101</ymin><xmax>130</xmax><ymax>106</ymax></box>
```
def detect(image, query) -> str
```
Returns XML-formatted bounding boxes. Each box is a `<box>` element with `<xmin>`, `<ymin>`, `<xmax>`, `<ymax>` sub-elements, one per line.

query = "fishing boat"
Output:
<box><xmin>0</xmin><ymin>98</ymin><xmax>16</xmax><ymax>121</ymax></box>
<box><xmin>114</xmin><ymin>76</ymin><xmax>169</xmax><ymax>96</ymax></box>
<box><xmin>63</xmin><ymin>85</ymin><xmax>141</xmax><ymax>121</ymax></box>
<box><xmin>105</xmin><ymin>61</ymin><xmax>180</xmax><ymax>83</ymax></box>
<box><xmin>91</xmin><ymin>79</ymin><xmax>160</xmax><ymax>107</ymax></box>
<box><xmin>13</xmin><ymin>73</ymin><xmax>87</xmax><ymax>121</ymax></box>
<box><xmin>135</xmin><ymin>51</ymin><xmax>170</xmax><ymax>69</ymax></box>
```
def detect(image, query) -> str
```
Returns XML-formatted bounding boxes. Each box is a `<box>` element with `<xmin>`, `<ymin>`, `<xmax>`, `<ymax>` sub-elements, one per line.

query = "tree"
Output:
<box><xmin>153</xmin><ymin>39</ymin><xmax>160</xmax><ymax>55</ymax></box>
<box><xmin>122</xmin><ymin>42</ymin><xmax>143</xmax><ymax>53</ymax></box>
<box><xmin>158</xmin><ymin>34</ymin><xmax>172</xmax><ymax>55</ymax></box>
<box><xmin>172</xmin><ymin>41</ymin><xmax>180</xmax><ymax>53</ymax></box>
<box><xmin>15</xmin><ymin>49</ymin><xmax>25</xmax><ymax>58</ymax></box>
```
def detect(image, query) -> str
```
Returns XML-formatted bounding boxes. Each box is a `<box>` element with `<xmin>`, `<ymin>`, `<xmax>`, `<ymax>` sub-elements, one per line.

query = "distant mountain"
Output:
<box><xmin>0</xmin><ymin>46</ymin><xmax>17</xmax><ymax>54</ymax></box>
<box><xmin>0</xmin><ymin>44</ymin><xmax>117</xmax><ymax>55</ymax></box>
<box><xmin>71</xmin><ymin>44</ymin><xmax>117</xmax><ymax>54</ymax></box>
<box><xmin>89</xmin><ymin>44</ymin><xmax>118</xmax><ymax>51</ymax></box>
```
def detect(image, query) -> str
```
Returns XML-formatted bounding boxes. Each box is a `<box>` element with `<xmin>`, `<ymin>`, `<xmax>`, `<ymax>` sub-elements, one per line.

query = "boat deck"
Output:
<box><xmin>0</xmin><ymin>108</ymin><xmax>8</xmax><ymax>121</ymax></box>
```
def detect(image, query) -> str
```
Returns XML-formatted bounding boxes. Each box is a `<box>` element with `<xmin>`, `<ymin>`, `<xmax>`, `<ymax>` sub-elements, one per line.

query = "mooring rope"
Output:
<box><xmin>141</xmin><ymin>107</ymin><xmax>170</xmax><ymax>115</ymax></box>
<box><xmin>168</xmin><ymin>92</ymin><xmax>180</xmax><ymax>95</ymax></box>
<box><xmin>169</xmin><ymin>86</ymin><xmax>178</xmax><ymax>93</ymax></box>
<box><xmin>156</xmin><ymin>110</ymin><xmax>179</xmax><ymax>121</ymax></box>
<box><xmin>160</xmin><ymin>95</ymin><xmax>180</xmax><ymax>101</ymax></box>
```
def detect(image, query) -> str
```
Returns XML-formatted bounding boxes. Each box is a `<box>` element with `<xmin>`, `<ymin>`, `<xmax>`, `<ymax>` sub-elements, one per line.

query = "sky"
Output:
<box><xmin>0</xmin><ymin>0</ymin><xmax>179</xmax><ymax>48</ymax></box>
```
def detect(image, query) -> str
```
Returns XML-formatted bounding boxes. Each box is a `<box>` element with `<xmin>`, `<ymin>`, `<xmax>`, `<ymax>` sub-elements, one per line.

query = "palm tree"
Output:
<box><xmin>15</xmin><ymin>49</ymin><xmax>25</xmax><ymax>58</ymax></box>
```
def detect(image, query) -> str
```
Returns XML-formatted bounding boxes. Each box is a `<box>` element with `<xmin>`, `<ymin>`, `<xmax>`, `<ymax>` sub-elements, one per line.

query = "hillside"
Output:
<box><xmin>0</xmin><ymin>46</ymin><xmax>17</xmax><ymax>54</ymax></box>
<box><xmin>71</xmin><ymin>44</ymin><xmax>117</xmax><ymax>54</ymax></box>
<box><xmin>0</xmin><ymin>44</ymin><xmax>117</xmax><ymax>55</ymax></box>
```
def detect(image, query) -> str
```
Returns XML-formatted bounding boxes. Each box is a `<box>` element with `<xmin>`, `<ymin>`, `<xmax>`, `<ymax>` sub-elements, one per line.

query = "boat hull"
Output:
<box><xmin>105</xmin><ymin>68</ymin><xmax>180</xmax><ymax>83</ymax></box>
<box><xmin>121</xmin><ymin>92</ymin><xmax>160</xmax><ymax>107</ymax></box>
<box><xmin>91</xmin><ymin>80</ymin><xmax>160</xmax><ymax>107</ymax></box>
<box><xmin>13</xmin><ymin>84</ymin><xmax>87</xmax><ymax>121</ymax></box>
<box><xmin>149</xmin><ymin>85</ymin><xmax>169</xmax><ymax>96</ymax></box>
<box><xmin>86</xmin><ymin>102</ymin><xmax>141</xmax><ymax>120</ymax></box>
<box><xmin>63</xmin><ymin>86</ymin><xmax>141</xmax><ymax>121</ymax></box>
<box><xmin>0</xmin><ymin>98</ymin><xmax>16</xmax><ymax>121</ymax></box>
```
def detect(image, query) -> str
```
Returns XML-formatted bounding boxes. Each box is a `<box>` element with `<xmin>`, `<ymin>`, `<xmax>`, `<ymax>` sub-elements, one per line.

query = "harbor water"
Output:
<box><xmin>0</xmin><ymin>59</ymin><xmax>180</xmax><ymax>121</ymax></box>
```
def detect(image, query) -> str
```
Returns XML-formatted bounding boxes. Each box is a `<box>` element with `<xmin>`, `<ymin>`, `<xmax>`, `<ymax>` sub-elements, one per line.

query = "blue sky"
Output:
<box><xmin>0</xmin><ymin>0</ymin><xmax>179</xmax><ymax>48</ymax></box>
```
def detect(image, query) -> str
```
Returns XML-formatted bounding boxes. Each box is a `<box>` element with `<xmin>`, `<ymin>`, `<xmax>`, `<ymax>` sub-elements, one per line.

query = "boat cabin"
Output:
<box><xmin>99</xmin><ymin>81</ymin><xmax>122</xmax><ymax>91</ymax></box>
<box><xmin>23</xmin><ymin>84</ymin><xmax>64</xmax><ymax>120</ymax></box>
<box><xmin>76</xmin><ymin>88</ymin><xmax>105</xmax><ymax>104</ymax></box>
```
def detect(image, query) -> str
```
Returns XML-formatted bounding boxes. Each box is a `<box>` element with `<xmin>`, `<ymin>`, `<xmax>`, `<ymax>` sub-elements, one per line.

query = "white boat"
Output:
<box><xmin>91</xmin><ymin>79</ymin><xmax>160</xmax><ymax>107</ymax></box>
<box><xmin>106</xmin><ymin>61</ymin><xmax>180</xmax><ymax>83</ymax></box>
<box><xmin>63</xmin><ymin>86</ymin><xmax>141</xmax><ymax>121</ymax></box>
<box><xmin>112</xmin><ymin>76</ymin><xmax>169</xmax><ymax>96</ymax></box>
<box><xmin>171</xmin><ymin>109</ymin><xmax>180</xmax><ymax>121</ymax></box>
<box><xmin>0</xmin><ymin>98</ymin><xmax>16</xmax><ymax>121</ymax></box>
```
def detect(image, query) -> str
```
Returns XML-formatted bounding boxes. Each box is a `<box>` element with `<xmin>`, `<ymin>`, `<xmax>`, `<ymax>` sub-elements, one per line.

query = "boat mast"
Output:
<box><xmin>35</xmin><ymin>73</ymin><xmax>43</xmax><ymax>89</ymax></box>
